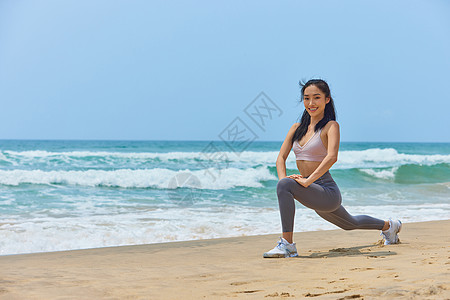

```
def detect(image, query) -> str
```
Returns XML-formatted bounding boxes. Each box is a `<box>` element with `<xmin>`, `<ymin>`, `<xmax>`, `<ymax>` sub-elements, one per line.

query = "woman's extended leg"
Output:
<box><xmin>315</xmin><ymin>205</ymin><xmax>385</xmax><ymax>231</ymax></box>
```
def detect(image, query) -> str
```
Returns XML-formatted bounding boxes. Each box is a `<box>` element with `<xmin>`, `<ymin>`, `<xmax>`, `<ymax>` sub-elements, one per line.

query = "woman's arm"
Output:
<box><xmin>293</xmin><ymin>121</ymin><xmax>340</xmax><ymax>187</ymax></box>
<box><xmin>276</xmin><ymin>123</ymin><xmax>300</xmax><ymax>180</ymax></box>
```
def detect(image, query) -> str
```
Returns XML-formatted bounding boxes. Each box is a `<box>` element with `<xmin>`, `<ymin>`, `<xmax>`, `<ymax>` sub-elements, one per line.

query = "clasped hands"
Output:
<box><xmin>286</xmin><ymin>173</ymin><xmax>311</xmax><ymax>188</ymax></box>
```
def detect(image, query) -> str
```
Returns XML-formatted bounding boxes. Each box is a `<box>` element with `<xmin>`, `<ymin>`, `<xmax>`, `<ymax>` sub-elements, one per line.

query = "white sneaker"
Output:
<box><xmin>380</xmin><ymin>219</ymin><xmax>402</xmax><ymax>245</ymax></box>
<box><xmin>263</xmin><ymin>237</ymin><xmax>298</xmax><ymax>258</ymax></box>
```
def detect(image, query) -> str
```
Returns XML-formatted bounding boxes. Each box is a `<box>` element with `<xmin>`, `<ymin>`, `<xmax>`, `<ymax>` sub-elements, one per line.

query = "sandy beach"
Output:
<box><xmin>1</xmin><ymin>219</ymin><xmax>449</xmax><ymax>299</ymax></box>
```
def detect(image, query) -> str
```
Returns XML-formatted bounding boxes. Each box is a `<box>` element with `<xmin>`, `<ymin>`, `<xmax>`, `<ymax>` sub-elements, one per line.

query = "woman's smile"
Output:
<box><xmin>303</xmin><ymin>85</ymin><xmax>330</xmax><ymax>119</ymax></box>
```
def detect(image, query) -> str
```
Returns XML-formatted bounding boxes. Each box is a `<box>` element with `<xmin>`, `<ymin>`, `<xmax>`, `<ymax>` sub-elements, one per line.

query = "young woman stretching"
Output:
<box><xmin>263</xmin><ymin>79</ymin><xmax>401</xmax><ymax>258</ymax></box>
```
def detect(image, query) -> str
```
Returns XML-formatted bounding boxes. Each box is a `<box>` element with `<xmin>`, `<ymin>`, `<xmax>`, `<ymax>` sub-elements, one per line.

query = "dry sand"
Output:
<box><xmin>1</xmin><ymin>220</ymin><xmax>449</xmax><ymax>299</ymax></box>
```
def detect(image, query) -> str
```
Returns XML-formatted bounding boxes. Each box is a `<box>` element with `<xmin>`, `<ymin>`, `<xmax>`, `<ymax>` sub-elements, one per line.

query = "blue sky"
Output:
<box><xmin>1</xmin><ymin>0</ymin><xmax>449</xmax><ymax>142</ymax></box>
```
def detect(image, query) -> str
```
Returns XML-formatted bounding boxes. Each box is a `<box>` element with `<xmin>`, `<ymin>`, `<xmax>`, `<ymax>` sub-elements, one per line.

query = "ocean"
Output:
<box><xmin>0</xmin><ymin>140</ymin><xmax>449</xmax><ymax>255</ymax></box>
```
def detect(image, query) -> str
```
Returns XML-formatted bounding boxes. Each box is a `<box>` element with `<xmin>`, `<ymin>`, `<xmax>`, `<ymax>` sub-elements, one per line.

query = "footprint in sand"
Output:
<box><xmin>413</xmin><ymin>285</ymin><xmax>446</xmax><ymax>297</ymax></box>
<box><xmin>230</xmin><ymin>279</ymin><xmax>265</xmax><ymax>286</ymax></box>
<box><xmin>265</xmin><ymin>292</ymin><xmax>293</xmax><ymax>297</ymax></box>
<box><xmin>234</xmin><ymin>289</ymin><xmax>263</xmax><ymax>294</ymax></box>
<box><xmin>421</xmin><ymin>257</ymin><xmax>438</xmax><ymax>265</ymax></box>
<box><xmin>350</xmin><ymin>267</ymin><xmax>374</xmax><ymax>271</ymax></box>
<box><xmin>377</xmin><ymin>272</ymin><xmax>399</xmax><ymax>279</ymax></box>
<box><xmin>230</xmin><ymin>281</ymin><xmax>250</xmax><ymax>286</ymax></box>
<box><xmin>337</xmin><ymin>295</ymin><xmax>364</xmax><ymax>300</ymax></box>
<box><xmin>304</xmin><ymin>289</ymin><xmax>348</xmax><ymax>297</ymax></box>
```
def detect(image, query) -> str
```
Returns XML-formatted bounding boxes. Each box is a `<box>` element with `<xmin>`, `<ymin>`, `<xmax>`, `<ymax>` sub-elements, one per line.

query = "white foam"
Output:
<box><xmin>359</xmin><ymin>167</ymin><xmax>399</xmax><ymax>180</ymax></box>
<box><xmin>336</xmin><ymin>148</ymin><xmax>450</xmax><ymax>169</ymax></box>
<box><xmin>0</xmin><ymin>166</ymin><xmax>276</xmax><ymax>189</ymax></box>
<box><xmin>3</xmin><ymin>149</ymin><xmax>279</xmax><ymax>163</ymax></box>
<box><xmin>1</xmin><ymin>202</ymin><xmax>449</xmax><ymax>256</ymax></box>
<box><xmin>2</xmin><ymin>148</ymin><xmax>449</xmax><ymax>169</ymax></box>
<box><xmin>440</xmin><ymin>182</ymin><xmax>450</xmax><ymax>189</ymax></box>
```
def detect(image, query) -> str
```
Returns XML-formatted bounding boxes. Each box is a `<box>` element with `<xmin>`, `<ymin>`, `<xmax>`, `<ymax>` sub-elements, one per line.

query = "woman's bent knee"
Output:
<box><xmin>276</xmin><ymin>177</ymin><xmax>294</xmax><ymax>193</ymax></box>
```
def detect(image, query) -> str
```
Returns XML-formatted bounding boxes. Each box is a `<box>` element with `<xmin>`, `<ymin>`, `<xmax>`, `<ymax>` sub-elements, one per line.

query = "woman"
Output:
<box><xmin>263</xmin><ymin>79</ymin><xmax>401</xmax><ymax>258</ymax></box>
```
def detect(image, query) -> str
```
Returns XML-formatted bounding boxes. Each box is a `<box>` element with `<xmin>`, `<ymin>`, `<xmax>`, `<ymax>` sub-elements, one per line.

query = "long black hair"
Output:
<box><xmin>292</xmin><ymin>79</ymin><xmax>337</xmax><ymax>144</ymax></box>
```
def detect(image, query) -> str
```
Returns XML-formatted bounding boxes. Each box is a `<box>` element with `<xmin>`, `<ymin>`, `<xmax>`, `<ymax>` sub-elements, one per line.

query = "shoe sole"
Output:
<box><xmin>263</xmin><ymin>252</ymin><xmax>298</xmax><ymax>258</ymax></box>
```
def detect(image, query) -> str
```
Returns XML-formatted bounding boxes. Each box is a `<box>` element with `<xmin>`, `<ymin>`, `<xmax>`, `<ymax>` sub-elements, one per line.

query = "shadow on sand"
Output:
<box><xmin>296</xmin><ymin>242</ymin><xmax>398</xmax><ymax>259</ymax></box>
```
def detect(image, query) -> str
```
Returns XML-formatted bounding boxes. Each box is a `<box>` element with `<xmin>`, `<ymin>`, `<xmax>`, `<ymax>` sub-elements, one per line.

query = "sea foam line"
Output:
<box><xmin>359</xmin><ymin>167</ymin><xmax>399</xmax><ymax>180</ymax></box>
<box><xmin>1</xmin><ymin>202</ymin><xmax>449</xmax><ymax>256</ymax></box>
<box><xmin>2</xmin><ymin>148</ymin><xmax>449</xmax><ymax>167</ymax></box>
<box><xmin>0</xmin><ymin>166</ymin><xmax>276</xmax><ymax>189</ymax></box>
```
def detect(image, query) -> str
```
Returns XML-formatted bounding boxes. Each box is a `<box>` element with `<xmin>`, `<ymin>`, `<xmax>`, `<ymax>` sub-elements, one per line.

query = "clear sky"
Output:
<box><xmin>1</xmin><ymin>0</ymin><xmax>449</xmax><ymax>142</ymax></box>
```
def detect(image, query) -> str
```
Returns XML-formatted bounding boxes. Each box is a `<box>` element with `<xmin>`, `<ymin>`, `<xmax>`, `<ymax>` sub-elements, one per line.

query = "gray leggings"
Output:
<box><xmin>277</xmin><ymin>171</ymin><xmax>385</xmax><ymax>232</ymax></box>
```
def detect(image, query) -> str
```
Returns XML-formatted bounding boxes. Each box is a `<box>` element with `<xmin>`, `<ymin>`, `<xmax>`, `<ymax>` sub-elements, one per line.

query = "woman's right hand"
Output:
<box><xmin>287</xmin><ymin>174</ymin><xmax>303</xmax><ymax>179</ymax></box>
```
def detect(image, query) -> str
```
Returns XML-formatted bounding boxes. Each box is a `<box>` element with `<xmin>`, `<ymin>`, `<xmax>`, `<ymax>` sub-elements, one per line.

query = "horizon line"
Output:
<box><xmin>0</xmin><ymin>139</ymin><xmax>448</xmax><ymax>144</ymax></box>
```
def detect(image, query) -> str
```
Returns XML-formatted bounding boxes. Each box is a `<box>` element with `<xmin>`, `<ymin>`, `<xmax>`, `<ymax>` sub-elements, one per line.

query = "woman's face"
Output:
<box><xmin>303</xmin><ymin>85</ymin><xmax>330</xmax><ymax>118</ymax></box>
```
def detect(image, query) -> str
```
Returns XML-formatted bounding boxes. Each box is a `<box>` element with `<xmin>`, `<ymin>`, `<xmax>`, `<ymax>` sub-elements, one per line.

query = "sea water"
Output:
<box><xmin>0</xmin><ymin>140</ymin><xmax>449</xmax><ymax>255</ymax></box>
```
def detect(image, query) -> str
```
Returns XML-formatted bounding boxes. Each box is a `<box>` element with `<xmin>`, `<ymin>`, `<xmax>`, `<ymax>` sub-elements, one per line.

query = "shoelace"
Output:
<box><xmin>276</xmin><ymin>240</ymin><xmax>284</xmax><ymax>250</ymax></box>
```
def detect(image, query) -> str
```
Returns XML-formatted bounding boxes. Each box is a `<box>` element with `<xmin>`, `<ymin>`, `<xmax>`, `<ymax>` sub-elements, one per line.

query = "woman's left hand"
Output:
<box><xmin>287</xmin><ymin>174</ymin><xmax>310</xmax><ymax>188</ymax></box>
